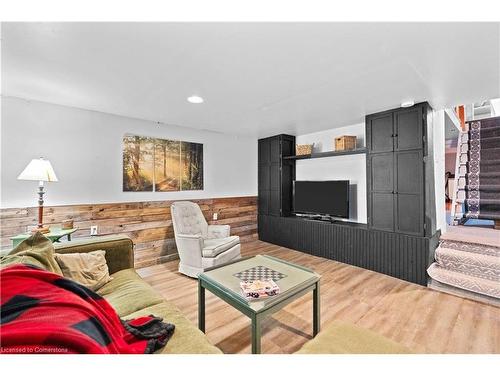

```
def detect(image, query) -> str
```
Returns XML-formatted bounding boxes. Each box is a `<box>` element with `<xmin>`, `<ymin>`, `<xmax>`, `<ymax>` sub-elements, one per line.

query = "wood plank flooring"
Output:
<box><xmin>137</xmin><ymin>240</ymin><xmax>500</xmax><ymax>354</ymax></box>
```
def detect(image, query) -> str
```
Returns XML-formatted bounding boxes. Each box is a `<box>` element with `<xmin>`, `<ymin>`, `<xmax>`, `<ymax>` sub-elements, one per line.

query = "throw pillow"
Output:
<box><xmin>1</xmin><ymin>232</ymin><xmax>63</xmax><ymax>275</ymax></box>
<box><xmin>55</xmin><ymin>250</ymin><xmax>113</xmax><ymax>291</ymax></box>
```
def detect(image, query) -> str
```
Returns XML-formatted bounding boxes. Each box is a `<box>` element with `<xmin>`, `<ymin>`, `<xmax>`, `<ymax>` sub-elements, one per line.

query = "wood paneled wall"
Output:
<box><xmin>0</xmin><ymin>196</ymin><xmax>257</xmax><ymax>268</ymax></box>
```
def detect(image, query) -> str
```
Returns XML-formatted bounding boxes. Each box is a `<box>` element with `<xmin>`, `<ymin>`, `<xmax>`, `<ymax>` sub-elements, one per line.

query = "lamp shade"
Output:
<box><xmin>17</xmin><ymin>158</ymin><xmax>58</xmax><ymax>182</ymax></box>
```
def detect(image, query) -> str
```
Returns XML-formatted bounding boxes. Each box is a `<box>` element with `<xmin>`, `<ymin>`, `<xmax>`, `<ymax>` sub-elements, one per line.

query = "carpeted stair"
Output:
<box><xmin>427</xmin><ymin>239</ymin><xmax>500</xmax><ymax>300</ymax></box>
<box><xmin>464</xmin><ymin>116</ymin><xmax>500</xmax><ymax>223</ymax></box>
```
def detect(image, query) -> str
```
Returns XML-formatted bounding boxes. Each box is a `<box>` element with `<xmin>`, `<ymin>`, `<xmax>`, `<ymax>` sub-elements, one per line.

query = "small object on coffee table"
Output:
<box><xmin>62</xmin><ymin>219</ymin><xmax>74</xmax><ymax>230</ymax></box>
<box><xmin>240</xmin><ymin>279</ymin><xmax>280</xmax><ymax>300</ymax></box>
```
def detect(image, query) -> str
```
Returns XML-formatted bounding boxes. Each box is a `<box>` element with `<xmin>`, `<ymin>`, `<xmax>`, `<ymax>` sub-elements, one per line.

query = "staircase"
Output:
<box><xmin>450</xmin><ymin>116</ymin><xmax>500</xmax><ymax>227</ymax></box>
<box><xmin>427</xmin><ymin>239</ymin><xmax>500</xmax><ymax>303</ymax></box>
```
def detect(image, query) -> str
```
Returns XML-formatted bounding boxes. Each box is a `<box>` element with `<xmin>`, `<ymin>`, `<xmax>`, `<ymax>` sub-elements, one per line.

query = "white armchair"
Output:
<box><xmin>171</xmin><ymin>201</ymin><xmax>241</xmax><ymax>278</ymax></box>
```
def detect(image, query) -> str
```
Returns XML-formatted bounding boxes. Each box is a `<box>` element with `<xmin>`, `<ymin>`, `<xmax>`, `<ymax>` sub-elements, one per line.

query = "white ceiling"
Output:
<box><xmin>2</xmin><ymin>22</ymin><xmax>499</xmax><ymax>137</ymax></box>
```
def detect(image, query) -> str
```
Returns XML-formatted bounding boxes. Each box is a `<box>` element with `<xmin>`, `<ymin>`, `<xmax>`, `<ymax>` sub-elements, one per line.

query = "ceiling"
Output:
<box><xmin>2</xmin><ymin>22</ymin><xmax>499</xmax><ymax>137</ymax></box>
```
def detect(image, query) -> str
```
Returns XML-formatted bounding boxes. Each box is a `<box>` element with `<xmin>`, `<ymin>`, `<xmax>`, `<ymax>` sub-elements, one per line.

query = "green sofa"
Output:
<box><xmin>51</xmin><ymin>235</ymin><xmax>222</xmax><ymax>354</ymax></box>
<box><xmin>2</xmin><ymin>234</ymin><xmax>412</xmax><ymax>354</ymax></box>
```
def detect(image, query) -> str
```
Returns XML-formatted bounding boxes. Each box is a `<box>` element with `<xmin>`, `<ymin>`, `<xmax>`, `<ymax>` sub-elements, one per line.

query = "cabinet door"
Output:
<box><xmin>258</xmin><ymin>138</ymin><xmax>271</xmax><ymax>164</ymax></box>
<box><xmin>395</xmin><ymin>107</ymin><xmax>423</xmax><ymax>151</ymax></box>
<box><xmin>395</xmin><ymin>150</ymin><xmax>424</xmax><ymax>235</ymax></box>
<box><xmin>368</xmin><ymin>153</ymin><xmax>395</xmax><ymax>231</ymax></box>
<box><xmin>281</xmin><ymin>163</ymin><xmax>294</xmax><ymax>216</ymax></box>
<box><xmin>370</xmin><ymin>153</ymin><xmax>394</xmax><ymax>192</ymax></box>
<box><xmin>368</xmin><ymin>113</ymin><xmax>394</xmax><ymax>153</ymax></box>
<box><xmin>269</xmin><ymin>189</ymin><xmax>281</xmax><ymax>216</ymax></box>
<box><xmin>270</xmin><ymin>137</ymin><xmax>281</xmax><ymax>163</ymax></box>
<box><xmin>258</xmin><ymin>190</ymin><xmax>269</xmax><ymax>215</ymax></box>
<box><xmin>270</xmin><ymin>164</ymin><xmax>281</xmax><ymax>190</ymax></box>
<box><xmin>395</xmin><ymin>194</ymin><xmax>422</xmax><ymax>235</ymax></box>
<box><xmin>396</xmin><ymin>150</ymin><xmax>423</xmax><ymax>194</ymax></box>
<box><xmin>258</xmin><ymin>164</ymin><xmax>270</xmax><ymax>191</ymax></box>
<box><xmin>371</xmin><ymin>193</ymin><xmax>395</xmax><ymax>231</ymax></box>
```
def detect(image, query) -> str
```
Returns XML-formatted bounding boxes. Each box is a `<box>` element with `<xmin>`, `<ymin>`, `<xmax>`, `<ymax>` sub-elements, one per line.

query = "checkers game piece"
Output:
<box><xmin>233</xmin><ymin>266</ymin><xmax>287</xmax><ymax>282</ymax></box>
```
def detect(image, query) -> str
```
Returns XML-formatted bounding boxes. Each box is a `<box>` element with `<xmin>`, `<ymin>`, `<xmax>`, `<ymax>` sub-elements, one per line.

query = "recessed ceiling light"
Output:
<box><xmin>187</xmin><ymin>95</ymin><xmax>204</xmax><ymax>104</ymax></box>
<box><xmin>401</xmin><ymin>100</ymin><xmax>415</xmax><ymax>108</ymax></box>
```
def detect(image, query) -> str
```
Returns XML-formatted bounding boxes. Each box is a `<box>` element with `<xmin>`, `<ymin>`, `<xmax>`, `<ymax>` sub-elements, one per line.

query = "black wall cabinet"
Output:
<box><xmin>258</xmin><ymin>134</ymin><xmax>295</xmax><ymax>217</ymax></box>
<box><xmin>366</xmin><ymin>103</ymin><xmax>430</xmax><ymax>236</ymax></box>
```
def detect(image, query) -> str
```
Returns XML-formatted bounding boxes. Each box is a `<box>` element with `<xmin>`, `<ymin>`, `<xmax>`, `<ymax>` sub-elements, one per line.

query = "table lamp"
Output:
<box><xmin>17</xmin><ymin>157</ymin><xmax>58</xmax><ymax>234</ymax></box>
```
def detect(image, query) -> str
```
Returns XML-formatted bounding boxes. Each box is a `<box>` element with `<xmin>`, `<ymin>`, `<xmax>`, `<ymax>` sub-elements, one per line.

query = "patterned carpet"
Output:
<box><xmin>465</xmin><ymin>116</ymin><xmax>500</xmax><ymax>221</ymax></box>
<box><xmin>427</xmin><ymin>239</ymin><xmax>500</xmax><ymax>299</ymax></box>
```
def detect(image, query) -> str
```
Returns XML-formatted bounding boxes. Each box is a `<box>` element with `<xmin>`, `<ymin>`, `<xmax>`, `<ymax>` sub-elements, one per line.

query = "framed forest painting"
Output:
<box><xmin>123</xmin><ymin>134</ymin><xmax>203</xmax><ymax>192</ymax></box>
<box><xmin>123</xmin><ymin>135</ymin><xmax>154</xmax><ymax>191</ymax></box>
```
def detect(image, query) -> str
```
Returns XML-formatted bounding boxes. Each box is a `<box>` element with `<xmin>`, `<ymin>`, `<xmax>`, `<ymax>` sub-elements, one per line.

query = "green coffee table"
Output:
<box><xmin>10</xmin><ymin>228</ymin><xmax>77</xmax><ymax>248</ymax></box>
<box><xmin>198</xmin><ymin>254</ymin><xmax>321</xmax><ymax>354</ymax></box>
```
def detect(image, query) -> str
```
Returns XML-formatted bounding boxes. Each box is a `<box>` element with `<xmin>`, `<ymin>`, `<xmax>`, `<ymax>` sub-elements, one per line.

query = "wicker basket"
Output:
<box><xmin>335</xmin><ymin>136</ymin><xmax>357</xmax><ymax>151</ymax></box>
<box><xmin>296</xmin><ymin>144</ymin><xmax>313</xmax><ymax>156</ymax></box>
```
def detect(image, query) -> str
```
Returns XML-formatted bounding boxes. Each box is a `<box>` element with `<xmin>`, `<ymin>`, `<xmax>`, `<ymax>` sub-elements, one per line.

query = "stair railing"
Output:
<box><xmin>450</xmin><ymin>125</ymin><xmax>469</xmax><ymax>225</ymax></box>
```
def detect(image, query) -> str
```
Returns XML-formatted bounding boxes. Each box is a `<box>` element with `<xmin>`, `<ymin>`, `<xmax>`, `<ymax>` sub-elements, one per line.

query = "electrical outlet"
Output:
<box><xmin>212</xmin><ymin>212</ymin><xmax>218</xmax><ymax>220</ymax></box>
<box><xmin>90</xmin><ymin>226</ymin><xmax>98</xmax><ymax>236</ymax></box>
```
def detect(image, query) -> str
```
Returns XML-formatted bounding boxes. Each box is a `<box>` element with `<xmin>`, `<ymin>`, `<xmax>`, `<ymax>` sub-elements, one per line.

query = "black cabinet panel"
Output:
<box><xmin>395</xmin><ymin>107</ymin><xmax>423</xmax><ymax>151</ymax></box>
<box><xmin>258</xmin><ymin>190</ymin><xmax>269</xmax><ymax>215</ymax></box>
<box><xmin>370</xmin><ymin>153</ymin><xmax>394</xmax><ymax>192</ymax></box>
<box><xmin>396</xmin><ymin>194</ymin><xmax>423</xmax><ymax>236</ymax></box>
<box><xmin>396</xmin><ymin>150</ymin><xmax>423</xmax><ymax>194</ymax></box>
<box><xmin>368</xmin><ymin>113</ymin><xmax>394</xmax><ymax>153</ymax></box>
<box><xmin>270</xmin><ymin>137</ymin><xmax>281</xmax><ymax>163</ymax></box>
<box><xmin>269</xmin><ymin>189</ymin><xmax>281</xmax><ymax>216</ymax></box>
<box><xmin>371</xmin><ymin>193</ymin><xmax>395</xmax><ymax>231</ymax></box>
<box><xmin>258</xmin><ymin>139</ymin><xmax>270</xmax><ymax>164</ymax></box>
<box><xmin>258</xmin><ymin>164</ymin><xmax>270</xmax><ymax>191</ymax></box>
<box><xmin>281</xmin><ymin>163</ymin><xmax>294</xmax><ymax>216</ymax></box>
<box><xmin>270</xmin><ymin>164</ymin><xmax>280</xmax><ymax>190</ymax></box>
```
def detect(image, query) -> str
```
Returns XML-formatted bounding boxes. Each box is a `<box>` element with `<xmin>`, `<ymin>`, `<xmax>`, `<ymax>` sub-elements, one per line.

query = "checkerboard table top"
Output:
<box><xmin>233</xmin><ymin>266</ymin><xmax>287</xmax><ymax>282</ymax></box>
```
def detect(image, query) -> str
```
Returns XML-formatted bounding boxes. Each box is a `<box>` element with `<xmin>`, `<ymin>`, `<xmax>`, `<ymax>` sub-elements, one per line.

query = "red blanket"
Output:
<box><xmin>0</xmin><ymin>264</ymin><xmax>174</xmax><ymax>354</ymax></box>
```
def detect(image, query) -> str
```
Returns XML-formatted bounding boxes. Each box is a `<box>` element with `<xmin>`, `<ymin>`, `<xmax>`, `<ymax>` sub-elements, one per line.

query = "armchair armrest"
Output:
<box><xmin>53</xmin><ymin>235</ymin><xmax>134</xmax><ymax>274</ymax></box>
<box><xmin>207</xmin><ymin>224</ymin><xmax>230</xmax><ymax>239</ymax></box>
<box><xmin>174</xmin><ymin>234</ymin><xmax>204</xmax><ymax>268</ymax></box>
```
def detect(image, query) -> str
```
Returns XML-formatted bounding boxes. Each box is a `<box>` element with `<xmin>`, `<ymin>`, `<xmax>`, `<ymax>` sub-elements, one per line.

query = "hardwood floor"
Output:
<box><xmin>137</xmin><ymin>240</ymin><xmax>500</xmax><ymax>354</ymax></box>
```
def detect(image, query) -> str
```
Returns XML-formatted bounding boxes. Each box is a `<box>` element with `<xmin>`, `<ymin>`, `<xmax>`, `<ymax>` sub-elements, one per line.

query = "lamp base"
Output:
<box><xmin>31</xmin><ymin>226</ymin><xmax>50</xmax><ymax>234</ymax></box>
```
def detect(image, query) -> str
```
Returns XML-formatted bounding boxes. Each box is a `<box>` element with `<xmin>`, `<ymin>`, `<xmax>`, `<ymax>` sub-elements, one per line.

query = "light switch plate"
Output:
<box><xmin>213</xmin><ymin>213</ymin><xmax>218</xmax><ymax>220</ymax></box>
<box><xmin>90</xmin><ymin>226</ymin><xmax>98</xmax><ymax>236</ymax></box>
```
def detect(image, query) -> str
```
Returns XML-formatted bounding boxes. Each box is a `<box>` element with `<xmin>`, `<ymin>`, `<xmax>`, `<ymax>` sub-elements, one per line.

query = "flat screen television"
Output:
<box><xmin>293</xmin><ymin>180</ymin><xmax>349</xmax><ymax>219</ymax></box>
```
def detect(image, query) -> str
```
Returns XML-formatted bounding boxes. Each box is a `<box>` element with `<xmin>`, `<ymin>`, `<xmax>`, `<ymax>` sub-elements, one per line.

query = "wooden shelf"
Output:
<box><xmin>283</xmin><ymin>148</ymin><xmax>367</xmax><ymax>160</ymax></box>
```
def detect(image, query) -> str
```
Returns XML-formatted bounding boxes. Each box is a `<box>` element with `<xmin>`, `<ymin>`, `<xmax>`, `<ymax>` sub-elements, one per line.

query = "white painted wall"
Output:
<box><xmin>295</xmin><ymin>123</ymin><xmax>367</xmax><ymax>223</ymax></box>
<box><xmin>0</xmin><ymin>97</ymin><xmax>258</xmax><ymax>208</ymax></box>
<box><xmin>433</xmin><ymin>110</ymin><xmax>446</xmax><ymax>233</ymax></box>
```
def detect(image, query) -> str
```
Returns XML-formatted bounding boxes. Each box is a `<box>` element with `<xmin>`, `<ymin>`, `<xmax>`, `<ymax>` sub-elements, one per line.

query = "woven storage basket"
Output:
<box><xmin>335</xmin><ymin>136</ymin><xmax>356</xmax><ymax>151</ymax></box>
<box><xmin>296</xmin><ymin>144</ymin><xmax>313</xmax><ymax>156</ymax></box>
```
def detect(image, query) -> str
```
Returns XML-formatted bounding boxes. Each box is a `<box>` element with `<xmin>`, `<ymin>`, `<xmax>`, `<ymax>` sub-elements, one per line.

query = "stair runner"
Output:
<box><xmin>464</xmin><ymin>116</ymin><xmax>500</xmax><ymax>221</ymax></box>
<box><xmin>427</xmin><ymin>240</ymin><xmax>500</xmax><ymax>299</ymax></box>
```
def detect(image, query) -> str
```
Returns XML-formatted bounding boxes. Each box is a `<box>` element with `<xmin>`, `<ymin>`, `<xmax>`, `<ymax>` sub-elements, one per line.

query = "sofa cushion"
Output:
<box><xmin>97</xmin><ymin>268</ymin><xmax>164</xmax><ymax>316</ymax></box>
<box><xmin>202</xmin><ymin>236</ymin><xmax>240</xmax><ymax>258</ymax></box>
<box><xmin>123</xmin><ymin>302</ymin><xmax>222</xmax><ymax>354</ymax></box>
<box><xmin>296</xmin><ymin>321</ymin><xmax>412</xmax><ymax>354</ymax></box>
<box><xmin>55</xmin><ymin>250</ymin><xmax>113</xmax><ymax>291</ymax></box>
<box><xmin>0</xmin><ymin>232</ymin><xmax>63</xmax><ymax>275</ymax></box>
